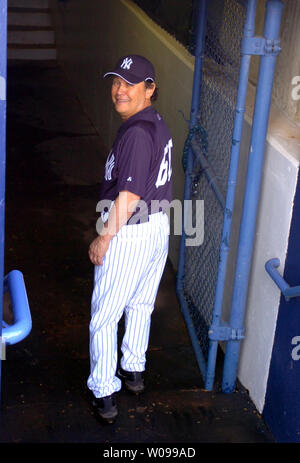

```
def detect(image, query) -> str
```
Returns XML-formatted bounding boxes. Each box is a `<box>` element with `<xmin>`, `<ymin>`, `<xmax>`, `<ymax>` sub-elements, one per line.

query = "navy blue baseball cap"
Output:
<box><xmin>103</xmin><ymin>54</ymin><xmax>155</xmax><ymax>85</ymax></box>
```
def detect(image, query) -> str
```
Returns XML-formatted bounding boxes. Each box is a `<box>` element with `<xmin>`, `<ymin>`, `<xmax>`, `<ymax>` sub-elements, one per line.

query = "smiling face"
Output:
<box><xmin>111</xmin><ymin>77</ymin><xmax>155</xmax><ymax>121</ymax></box>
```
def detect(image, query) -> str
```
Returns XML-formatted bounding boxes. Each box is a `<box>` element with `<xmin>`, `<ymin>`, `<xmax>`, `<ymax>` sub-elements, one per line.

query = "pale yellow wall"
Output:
<box><xmin>250</xmin><ymin>0</ymin><xmax>300</xmax><ymax>127</ymax></box>
<box><xmin>50</xmin><ymin>0</ymin><xmax>194</xmax><ymax>268</ymax></box>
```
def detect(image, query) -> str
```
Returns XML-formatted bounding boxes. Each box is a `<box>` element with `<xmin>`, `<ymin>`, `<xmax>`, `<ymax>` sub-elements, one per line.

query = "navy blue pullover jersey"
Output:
<box><xmin>100</xmin><ymin>106</ymin><xmax>173</xmax><ymax>222</ymax></box>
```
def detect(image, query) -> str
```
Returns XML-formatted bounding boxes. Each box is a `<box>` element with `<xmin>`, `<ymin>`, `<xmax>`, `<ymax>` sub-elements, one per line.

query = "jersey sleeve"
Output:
<box><xmin>117</xmin><ymin>125</ymin><xmax>153</xmax><ymax>198</ymax></box>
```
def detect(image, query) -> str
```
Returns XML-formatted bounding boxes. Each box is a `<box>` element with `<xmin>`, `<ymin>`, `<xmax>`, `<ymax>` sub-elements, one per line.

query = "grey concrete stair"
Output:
<box><xmin>9</xmin><ymin>0</ymin><xmax>50</xmax><ymax>8</ymax></box>
<box><xmin>7</xmin><ymin>0</ymin><xmax>56</xmax><ymax>60</ymax></box>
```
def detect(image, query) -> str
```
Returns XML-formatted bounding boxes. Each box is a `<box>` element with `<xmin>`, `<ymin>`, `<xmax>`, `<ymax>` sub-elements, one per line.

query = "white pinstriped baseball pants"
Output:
<box><xmin>87</xmin><ymin>212</ymin><xmax>169</xmax><ymax>398</ymax></box>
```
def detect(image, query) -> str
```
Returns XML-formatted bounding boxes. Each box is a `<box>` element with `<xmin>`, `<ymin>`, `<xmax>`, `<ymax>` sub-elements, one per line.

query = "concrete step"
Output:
<box><xmin>7</xmin><ymin>1</ymin><xmax>56</xmax><ymax>61</ymax></box>
<box><xmin>7</xmin><ymin>44</ymin><xmax>56</xmax><ymax>60</ymax></box>
<box><xmin>8</xmin><ymin>28</ymin><xmax>55</xmax><ymax>45</ymax></box>
<box><xmin>8</xmin><ymin>10</ymin><xmax>52</xmax><ymax>27</ymax></box>
<box><xmin>8</xmin><ymin>0</ymin><xmax>50</xmax><ymax>8</ymax></box>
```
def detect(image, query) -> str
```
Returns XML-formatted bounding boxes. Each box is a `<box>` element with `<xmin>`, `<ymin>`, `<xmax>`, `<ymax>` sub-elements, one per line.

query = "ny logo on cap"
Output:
<box><xmin>120</xmin><ymin>57</ymin><xmax>133</xmax><ymax>70</ymax></box>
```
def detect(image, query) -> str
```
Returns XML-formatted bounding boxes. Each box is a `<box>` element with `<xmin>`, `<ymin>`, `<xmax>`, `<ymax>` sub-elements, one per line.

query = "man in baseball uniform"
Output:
<box><xmin>88</xmin><ymin>55</ymin><xmax>173</xmax><ymax>423</ymax></box>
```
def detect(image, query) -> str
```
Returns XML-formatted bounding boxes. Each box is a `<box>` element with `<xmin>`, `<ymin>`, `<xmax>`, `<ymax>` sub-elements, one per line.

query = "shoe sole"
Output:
<box><xmin>118</xmin><ymin>369</ymin><xmax>145</xmax><ymax>394</ymax></box>
<box><xmin>125</xmin><ymin>382</ymin><xmax>145</xmax><ymax>394</ymax></box>
<box><xmin>92</xmin><ymin>401</ymin><xmax>118</xmax><ymax>424</ymax></box>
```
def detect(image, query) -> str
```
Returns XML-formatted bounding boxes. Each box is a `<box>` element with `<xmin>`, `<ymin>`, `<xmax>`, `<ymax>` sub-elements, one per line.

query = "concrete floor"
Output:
<box><xmin>0</xmin><ymin>60</ymin><xmax>274</xmax><ymax>446</ymax></box>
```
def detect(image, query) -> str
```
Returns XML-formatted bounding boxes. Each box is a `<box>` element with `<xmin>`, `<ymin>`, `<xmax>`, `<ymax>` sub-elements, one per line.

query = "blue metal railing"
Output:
<box><xmin>177</xmin><ymin>0</ymin><xmax>283</xmax><ymax>392</ymax></box>
<box><xmin>176</xmin><ymin>0</ymin><xmax>208</xmax><ymax>381</ymax></box>
<box><xmin>0</xmin><ymin>0</ymin><xmax>32</xmax><ymax>403</ymax></box>
<box><xmin>265</xmin><ymin>258</ymin><xmax>300</xmax><ymax>302</ymax></box>
<box><xmin>222</xmin><ymin>0</ymin><xmax>284</xmax><ymax>393</ymax></box>
<box><xmin>2</xmin><ymin>271</ymin><xmax>32</xmax><ymax>345</ymax></box>
<box><xmin>205</xmin><ymin>0</ymin><xmax>257</xmax><ymax>390</ymax></box>
<box><xmin>0</xmin><ymin>0</ymin><xmax>8</xmax><ymax>395</ymax></box>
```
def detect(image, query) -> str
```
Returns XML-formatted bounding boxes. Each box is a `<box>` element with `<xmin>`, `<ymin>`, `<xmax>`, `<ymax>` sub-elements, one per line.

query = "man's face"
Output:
<box><xmin>111</xmin><ymin>77</ymin><xmax>155</xmax><ymax>121</ymax></box>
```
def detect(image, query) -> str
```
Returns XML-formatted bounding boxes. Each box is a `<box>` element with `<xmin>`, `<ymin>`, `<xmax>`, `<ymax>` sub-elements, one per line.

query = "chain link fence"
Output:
<box><xmin>133</xmin><ymin>0</ymin><xmax>248</xmax><ymax>363</ymax></box>
<box><xmin>182</xmin><ymin>0</ymin><xmax>246</xmax><ymax>360</ymax></box>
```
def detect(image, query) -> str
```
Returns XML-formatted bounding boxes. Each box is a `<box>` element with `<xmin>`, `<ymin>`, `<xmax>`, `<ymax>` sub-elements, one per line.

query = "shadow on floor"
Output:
<box><xmin>0</xmin><ymin>61</ymin><xmax>274</xmax><ymax>447</ymax></box>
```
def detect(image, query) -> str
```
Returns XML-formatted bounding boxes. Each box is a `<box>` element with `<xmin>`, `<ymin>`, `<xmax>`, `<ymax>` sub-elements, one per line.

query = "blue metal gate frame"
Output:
<box><xmin>0</xmin><ymin>0</ymin><xmax>32</xmax><ymax>405</ymax></box>
<box><xmin>176</xmin><ymin>0</ymin><xmax>208</xmax><ymax>382</ymax></box>
<box><xmin>177</xmin><ymin>0</ymin><xmax>283</xmax><ymax>392</ymax></box>
<box><xmin>0</xmin><ymin>0</ymin><xmax>8</xmax><ymax>397</ymax></box>
<box><xmin>222</xmin><ymin>0</ymin><xmax>283</xmax><ymax>393</ymax></box>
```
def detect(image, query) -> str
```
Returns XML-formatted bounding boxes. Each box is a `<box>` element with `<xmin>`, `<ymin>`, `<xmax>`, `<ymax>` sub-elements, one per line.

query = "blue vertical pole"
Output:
<box><xmin>176</xmin><ymin>0</ymin><xmax>208</xmax><ymax>380</ymax></box>
<box><xmin>222</xmin><ymin>0</ymin><xmax>283</xmax><ymax>393</ymax></box>
<box><xmin>205</xmin><ymin>0</ymin><xmax>257</xmax><ymax>391</ymax></box>
<box><xmin>0</xmin><ymin>0</ymin><xmax>7</xmax><ymax>400</ymax></box>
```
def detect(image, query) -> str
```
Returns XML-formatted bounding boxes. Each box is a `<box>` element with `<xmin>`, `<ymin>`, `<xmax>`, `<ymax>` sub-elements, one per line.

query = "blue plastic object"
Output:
<box><xmin>2</xmin><ymin>270</ymin><xmax>32</xmax><ymax>345</ymax></box>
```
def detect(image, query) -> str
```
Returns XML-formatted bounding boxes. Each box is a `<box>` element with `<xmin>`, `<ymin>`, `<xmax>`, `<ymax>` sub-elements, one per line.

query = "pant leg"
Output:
<box><xmin>87</xmin><ymin>241</ymin><xmax>125</xmax><ymax>398</ymax></box>
<box><xmin>120</xmin><ymin>212</ymin><xmax>169</xmax><ymax>372</ymax></box>
<box><xmin>87</xmin><ymin>216</ymin><xmax>166</xmax><ymax>398</ymax></box>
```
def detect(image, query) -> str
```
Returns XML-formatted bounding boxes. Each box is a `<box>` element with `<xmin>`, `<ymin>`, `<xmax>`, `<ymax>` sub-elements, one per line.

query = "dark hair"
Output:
<box><xmin>145</xmin><ymin>79</ymin><xmax>158</xmax><ymax>102</ymax></box>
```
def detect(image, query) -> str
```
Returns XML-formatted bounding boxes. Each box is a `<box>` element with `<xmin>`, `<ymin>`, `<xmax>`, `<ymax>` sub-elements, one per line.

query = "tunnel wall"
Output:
<box><xmin>50</xmin><ymin>0</ymin><xmax>194</xmax><ymax>269</ymax></box>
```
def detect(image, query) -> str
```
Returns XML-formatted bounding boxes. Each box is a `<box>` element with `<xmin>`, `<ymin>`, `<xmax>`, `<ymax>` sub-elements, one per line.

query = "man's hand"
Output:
<box><xmin>89</xmin><ymin>190</ymin><xmax>140</xmax><ymax>266</ymax></box>
<box><xmin>88</xmin><ymin>235</ymin><xmax>111</xmax><ymax>266</ymax></box>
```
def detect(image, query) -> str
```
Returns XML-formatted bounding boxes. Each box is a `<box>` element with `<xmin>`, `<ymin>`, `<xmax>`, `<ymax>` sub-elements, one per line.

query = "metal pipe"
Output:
<box><xmin>265</xmin><ymin>258</ymin><xmax>289</xmax><ymax>293</ymax></box>
<box><xmin>222</xmin><ymin>0</ymin><xmax>284</xmax><ymax>393</ymax></box>
<box><xmin>205</xmin><ymin>0</ymin><xmax>257</xmax><ymax>391</ymax></box>
<box><xmin>265</xmin><ymin>258</ymin><xmax>300</xmax><ymax>301</ymax></box>
<box><xmin>0</xmin><ymin>0</ymin><xmax>8</xmax><ymax>400</ymax></box>
<box><xmin>176</xmin><ymin>0</ymin><xmax>208</xmax><ymax>381</ymax></box>
<box><xmin>2</xmin><ymin>271</ymin><xmax>32</xmax><ymax>345</ymax></box>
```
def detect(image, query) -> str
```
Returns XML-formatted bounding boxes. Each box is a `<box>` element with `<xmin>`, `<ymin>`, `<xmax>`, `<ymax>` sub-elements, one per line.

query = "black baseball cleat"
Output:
<box><xmin>118</xmin><ymin>367</ymin><xmax>145</xmax><ymax>394</ymax></box>
<box><xmin>92</xmin><ymin>394</ymin><xmax>118</xmax><ymax>424</ymax></box>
